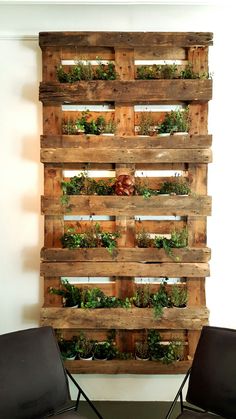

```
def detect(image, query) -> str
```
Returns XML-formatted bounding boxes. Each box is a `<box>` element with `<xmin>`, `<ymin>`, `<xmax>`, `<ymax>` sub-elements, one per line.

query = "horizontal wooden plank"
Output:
<box><xmin>41</xmin><ymin>247</ymin><xmax>211</xmax><ymax>263</ymax></box>
<box><xmin>39</xmin><ymin>80</ymin><xmax>212</xmax><ymax>104</ymax></box>
<box><xmin>40</xmin><ymin>260</ymin><xmax>209</xmax><ymax>277</ymax></box>
<box><xmin>41</xmin><ymin>148</ymin><xmax>212</xmax><ymax>164</ymax></box>
<box><xmin>39</xmin><ymin>32</ymin><xmax>213</xmax><ymax>48</ymax></box>
<box><xmin>40</xmin><ymin>306</ymin><xmax>209</xmax><ymax>329</ymax></box>
<box><xmin>41</xmin><ymin>134</ymin><xmax>212</xmax><ymax>149</ymax></box>
<box><xmin>41</xmin><ymin>195</ymin><xmax>212</xmax><ymax>216</ymax></box>
<box><xmin>135</xmin><ymin>46</ymin><xmax>187</xmax><ymax>60</ymax></box>
<box><xmin>64</xmin><ymin>359</ymin><xmax>191</xmax><ymax>374</ymax></box>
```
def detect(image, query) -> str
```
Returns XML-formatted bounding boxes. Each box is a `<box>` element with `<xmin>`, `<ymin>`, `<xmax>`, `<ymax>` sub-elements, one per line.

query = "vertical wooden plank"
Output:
<box><xmin>187</xmin><ymin>45</ymin><xmax>209</xmax><ymax>359</ymax></box>
<box><xmin>115</xmin><ymin>48</ymin><xmax>135</xmax><ymax>353</ymax></box>
<box><xmin>42</xmin><ymin>47</ymin><xmax>61</xmax><ymax>81</ymax></box>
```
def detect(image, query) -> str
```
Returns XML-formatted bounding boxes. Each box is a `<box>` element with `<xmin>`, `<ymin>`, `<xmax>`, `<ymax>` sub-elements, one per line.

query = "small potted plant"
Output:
<box><xmin>49</xmin><ymin>279</ymin><xmax>81</xmax><ymax>308</ymax></box>
<box><xmin>147</xmin><ymin>330</ymin><xmax>161</xmax><ymax>361</ymax></box>
<box><xmin>135</xmin><ymin>341</ymin><xmax>150</xmax><ymax>361</ymax></box>
<box><xmin>58</xmin><ymin>335</ymin><xmax>78</xmax><ymax>360</ymax></box>
<box><xmin>94</xmin><ymin>340</ymin><xmax>117</xmax><ymax>360</ymax></box>
<box><xmin>154</xmin><ymin>228</ymin><xmax>188</xmax><ymax>259</ymax></box>
<box><xmin>157</xmin><ymin>107</ymin><xmax>190</xmax><ymax>136</ymax></box>
<box><xmin>77</xmin><ymin>333</ymin><xmax>95</xmax><ymax>360</ymax></box>
<box><xmin>132</xmin><ymin>285</ymin><xmax>151</xmax><ymax>308</ymax></box>
<box><xmin>158</xmin><ymin>177</ymin><xmax>191</xmax><ymax>196</ymax></box>
<box><xmin>138</xmin><ymin>112</ymin><xmax>155</xmax><ymax>136</ymax></box>
<box><xmin>150</xmin><ymin>280</ymin><xmax>170</xmax><ymax>318</ymax></box>
<box><xmin>170</xmin><ymin>284</ymin><xmax>187</xmax><ymax>308</ymax></box>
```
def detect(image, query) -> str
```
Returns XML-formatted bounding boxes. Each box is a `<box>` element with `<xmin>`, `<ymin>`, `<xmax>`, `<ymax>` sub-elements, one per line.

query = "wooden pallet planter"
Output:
<box><xmin>39</xmin><ymin>31</ymin><xmax>212</xmax><ymax>374</ymax></box>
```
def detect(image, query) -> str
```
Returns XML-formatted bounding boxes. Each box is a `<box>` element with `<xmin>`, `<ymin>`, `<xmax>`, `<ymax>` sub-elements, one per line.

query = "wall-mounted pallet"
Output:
<box><xmin>39</xmin><ymin>31</ymin><xmax>213</xmax><ymax>374</ymax></box>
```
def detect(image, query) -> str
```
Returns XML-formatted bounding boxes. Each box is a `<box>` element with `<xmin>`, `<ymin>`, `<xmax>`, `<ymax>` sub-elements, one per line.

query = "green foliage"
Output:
<box><xmin>62</xmin><ymin>111</ymin><xmax>116</xmax><ymax>135</ymax></box>
<box><xmin>135</xmin><ymin>341</ymin><xmax>150</xmax><ymax>359</ymax></box>
<box><xmin>170</xmin><ymin>284</ymin><xmax>187</xmax><ymax>307</ymax></box>
<box><xmin>61</xmin><ymin>172</ymin><xmax>115</xmax><ymax>196</ymax></box>
<box><xmin>159</xmin><ymin>177</ymin><xmax>191</xmax><ymax>195</ymax></box>
<box><xmin>154</xmin><ymin>228</ymin><xmax>188</xmax><ymax>259</ymax></box>
<box><xmin>136</xmin><ymin>228</ymin><xmax>153</xmax><ymax>248</ymax></box>
<box><xmin>132</xmin><ymin>285</ymin><xmax>151</xmax><ymax>308</ymax></box>
<box><xmin>157</xmin><ymin>107</ymin><xmax>190</xmax><ymax>134</ymax></box>
<box><xmin>81</xmin><ymin>287</ymin><xmax>131</xmax><ymax>309</ymax></box>
<box><xmin>49</xmin><ymin>279</ymin><xmax>81</xmax><ymax>307</ymax></box>
<box><xmin>57</xmin><ymin>335</ymin><xmax>78</xmax><ymax>359</ymax></box>
<box><xmin>150</xmin><ymin>280</ymin><xmax>170</xmax><ymax>318</ymax></box>
<box><xmin>94</xmin><ymin>340</ymin><xmax>118</xmax><ymax>360</ymax></box>
<box><xmin>61</xmin><ymin>223</ymin><xmax>120</xmax><ymax>254</ymax></box>
<box><xmin>137</xmin><ymin>62</ymin><xmax>210</xmax><ymax>80</ymax></box>
<box><xmin>158</xmin><ymin>341</ymin><xmax>183</xmax><ymax>364</ymax></box>
<box><xmin>139</xmin><ymin>112</ymin><xmax>154</xmax><ymax>135</ymax></box>
<box><xmin>57</xmin><ymin>59</ymin><xmax>117</xmax><ymax>83</ymax></box>
<box><xmin>77</xmin><ymin>333</ymin><xmax>95</xmax><ymax>359</ymax></box>
<box><xmin>147</xmin><ymin>330</ymin><xmax>161</xmax><ymax>360</ymax></box>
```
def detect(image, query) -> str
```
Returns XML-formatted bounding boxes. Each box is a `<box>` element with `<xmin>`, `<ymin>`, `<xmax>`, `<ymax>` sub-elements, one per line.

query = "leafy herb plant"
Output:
<box><xmin>159</xmin><ymin>177</ymin><xmax>191</xmax><ymax>195</ymax></box>
<box><xmin>49</xmin><ymin>279</ymin><xmax>81</xmax><ymax>307</ymax></box>
<box><xmin>57</xmin><ymin>59</ymin><xmax>117</xmax><ymax>83</ymax></box>
<box><xmin>157</xmin><ymin>107</ymin><xmax>190</xmax><ymax>135</ymax></box>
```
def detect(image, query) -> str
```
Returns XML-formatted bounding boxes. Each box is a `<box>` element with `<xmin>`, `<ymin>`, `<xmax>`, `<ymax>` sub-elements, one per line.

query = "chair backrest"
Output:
<box><xmin>186</xmin><ymin>325</ymin><xmax>236</xmax><ymax>419</ymax></box>
<box><xmin>0</xmin><ymin>326</ymin><xmax>70</xmax><ymax>419</ymax></box>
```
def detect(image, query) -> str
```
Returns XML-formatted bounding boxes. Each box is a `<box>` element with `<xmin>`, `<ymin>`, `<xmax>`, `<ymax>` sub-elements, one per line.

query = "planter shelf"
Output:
<box><xmin>41</xmin><ymin>247</ymin><xmax>211</xmax><ymax>263</ymax></box>
<box><xmin>39</xmin><ymin>79</ymin><xmax>212</xmax><ymax>104</ymax></box>
<box><xmin>39</xmin><ymin>31</ymin><xmax>213</xmax><ymax>374</ymax></box>
<box><xmin>64</xmin><ymin>359</ymin><xmax>192</xmax><ymax>375</ymax></box>
<box><xmin>41</xmin><ymin>195</ymin><xmax>212</xmax><ymax>217</ymax></box>
<box><xmin>40</xmin><ymin>307</ymin><xmax>209</xmax><ymax>330</ymax></box>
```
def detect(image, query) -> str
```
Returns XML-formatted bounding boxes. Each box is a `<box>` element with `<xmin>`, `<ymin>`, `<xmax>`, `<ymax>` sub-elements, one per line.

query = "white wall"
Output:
<box><xmin>0</xmin><ymin>2</ymin><xmax>235</xmax><ymax>402</ymax></box>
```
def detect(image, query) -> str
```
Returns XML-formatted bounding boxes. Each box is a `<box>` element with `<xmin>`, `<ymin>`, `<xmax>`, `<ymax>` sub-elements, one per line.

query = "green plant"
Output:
<box><xmin>57</xmin><ymin>335</ymin><xmax>78</xmax><ymax>360</ymax></box>
<box><xmin>49</xmin><ymin>279</ymin><xmax>81</xmax><ymax>307</ymax></box>
<box><xmin>62</xmin><ymin>119</ymin><xmax>77</xmax><ymax>134</ymax></box>
<box><xmin>157</xmin><ymin>107</ymin><xmax>190</xmax><ymax>135</ymax></box>
<box><xmin>132</xmin><ymin>285</ymin><xmax>151</xmax><ymax>308</ymax></box>
<box><xmin>135</xmin><ymin>178</ymin><xmax>159</xmax><ymax>199</ymax></box>
<box><xmin>150</xmin><ymin>280</ymin><xmax>170</xmax><ymax>318</ymax></box>
<box><xmin>170</xmin><ymin>284</ymin><xmax>187</xmax><ymax>308</ymax></box>
<box><xmin>56</xmin><ymin>59</ymin><xmax>117</xmax><ymax>83</ymax></box>
<box><xmin>180</xmin><ymin>63</ymin><xmax>210</xmax><ymax>80</ymax></box>
<box><xmin>139</xmin><ymin>112</ymin><xmax>154</xmax><ymax>136</ymax></box>
<box><xmin>147</xmin><ymin>330</ymin><xmax>161</xmax><ymax>360</ymax></box>
<box><xmin>161</xmin><ymin>63</ymin><xmax>178</xmax><ymax>79</ymax></box>
<box><xmin>159</xmin><ymin>177</ymin><xmax>191</xmax><ymax>195</ymax></box>
<box><xmin>135</xmin><ymin>341</ymin><xmax>150</xmax><ymax>359</ymax></box>
<box><xmin>136</xmin><ymin>228</ymin><xmax>153</xmax><ymax>248</ymax></box>
<box><xmin>154</xmin><ymin>228</ymin><xmax>188</xmax><ymax>259</ymax></box>
<box><xmin>61</xmin><ymin>172</ymin><xmax>115</xmax><ymax>196</ymax></box>
<box><xmin>159</xmin><ymin>341</ymin><xmax>184</xmax><ymax>364</ymax></box>
<box><xmin>81</xmin><ymin>287</ymin><xmax>131</xmax><ymax>309</ymax></box>
<box><xmin>77</xmin><ymin>333</ymin><xmax>95</xmax><ymax>359</ymax></box>
<box><xmin>61</xmin><ymin>223</ymin><xmax>120</xmax><ymax>254</ymax></box>
<box><xmin>136</xmin><ymin>64</ymin><xmax>161</xmax><ymax>79</ymax></box>
<box><xmin>94</xmin><ymin>339</ymin><xmax>117</xmax><ymax>360</ymax></box>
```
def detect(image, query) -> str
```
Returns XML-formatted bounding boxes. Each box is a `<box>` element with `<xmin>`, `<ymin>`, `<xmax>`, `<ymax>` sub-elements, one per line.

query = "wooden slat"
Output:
<box><xmin>41</xmin><ymin>134</ymin><xmax>212</xmax><ymax>149</ymax></box>
<box><xmin>40</xmin><ymin>261</ymin><xmax>209</xmax><ymax>277</ymax></box>
<box><xmin>41</xmin><ymin>147</ymin><xmax>212</xmax><ymax>164</ymax></box>
<box><xmin>135</xmin><ymin>46</ymin><xmax>187</xmax><ymax>60</ymax></box>
<box><xmin>40</xmin><ymin>306</ymin><xmax>209</xmax><ymax>329</ymax></box>
<box><xmin>41</xmin><ymin>195</ymin><xmax>212</xmax><ymax>216</ymax></box>
<box><xmin>39</xmin><ymin>32</ymin><xmax>213</xmax><ymax>48</ymax></box>
<box><xmin>65</xmin><ymin>359</ymin><xmax>191</xmax><ymax>374</ymax></box>
<box><xmin>39</xmin><ymin>80</ymin><xmax>212</xmax><ymax>104</ymax></box>
<box><xmin>41</xmin><ymin>247</ymin><xmax>211</xmax><ymax>263</ymax></box>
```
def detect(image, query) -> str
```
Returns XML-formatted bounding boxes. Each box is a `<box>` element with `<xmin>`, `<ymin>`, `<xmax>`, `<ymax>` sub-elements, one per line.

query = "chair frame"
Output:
<box><xmin>165</xmin><ymin>368</ymin><xmax>208</xmax><ymax>419</ymax></box>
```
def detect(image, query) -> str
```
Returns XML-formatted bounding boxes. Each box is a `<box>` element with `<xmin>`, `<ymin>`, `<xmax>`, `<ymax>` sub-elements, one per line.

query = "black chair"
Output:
<box><xmin>0</xmin><ymin>326</ymin><xmax>103</xmax><ymax>419</ymax></box>
<box><xmin>165</xmin><ymin>325</ymin><xmax>236</xmax><ymax>419</ymax></box>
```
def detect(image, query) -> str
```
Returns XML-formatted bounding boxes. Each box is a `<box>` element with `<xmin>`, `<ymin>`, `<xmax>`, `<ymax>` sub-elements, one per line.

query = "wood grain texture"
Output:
<box><xmin>39</xmin><ymin>32</ymin><xmax>213</xmax><ymax>48</ymax></box>
<box><xmin>39</xmin><ymin>80</ymin><xmax>212</xmax><ymax>104</ymax></box>
<box><xmin>41</xmin><ymin>247</ymin><xmax>211</xmax><ymax>263</ymax></box>
<box><xmin>40</xmin><ymin>306</ymin><xmax>209</xmax><ymax>329</ymax></box>
<box><xmin>41</xmin><ymin>134</ymin><xmax>212</xmax><ymax>149</ymax></box>
<box><xmin>41</xmin><ymin>195</ymin><xmax>212</xmax><ymax>216</ymax></box>
<box><xmin>64</xmin><ymin>359</ymin><xmax>191</xmax><ymax>374</ymax></box>
<box><xmin>41</xmin><ymin>147</ymin><xmax>212</xmax><ymax>164</ymax></box>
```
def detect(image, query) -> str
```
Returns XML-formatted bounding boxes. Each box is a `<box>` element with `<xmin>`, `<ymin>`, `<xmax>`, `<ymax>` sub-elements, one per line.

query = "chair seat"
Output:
<box><xmin>177</xmin><ymin>410</ymin><xmax>224</xmax><ymax>419</ymax></box>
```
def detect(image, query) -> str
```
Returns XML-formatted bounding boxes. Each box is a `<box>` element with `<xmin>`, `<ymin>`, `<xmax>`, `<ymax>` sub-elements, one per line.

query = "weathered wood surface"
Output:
<box><xmin>40</xmin><ymin>306</ymin><xmax>209</xmax><ymax>329</ymax></box>
<box><xmin>41</xmin><ymin>247</ymin><xmax>211</xmax><ymax>263</ymax></box>
<box><xmin>64</xmin><ymin>359</ymin><xmax>191</xmax><ymax>374</ymax></box>
<box><xmin>41</xmin><ymin>148</ymin><xmax>212</xmax><ymax>164</ymax></box>
<box><xmin>41</xmin><ymin>195</ymin><xmax>212</xmax><ymax>216</ymax></box>
<box><xmin>39</xmin><ymin>32</ymin><xmax>213</xmax><ymax>48</ymax></box>
<box><xmin>40</xmin><ymin>261</ymin><xmax>209</xmax><ymax>277</ymax></box>
<box><xmin>41</xmin><ymin>134</ymin><xmax>212</xmax><ymax>149</ymax></box>
<box><xmin>39</xmin><ymin>80</ymin><xmax>212</xmax><ymax>104</ymax></box>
